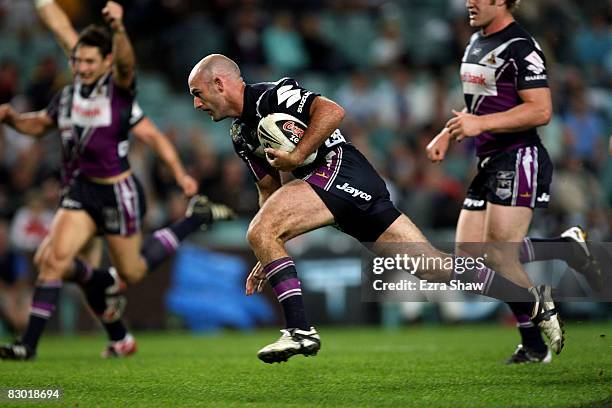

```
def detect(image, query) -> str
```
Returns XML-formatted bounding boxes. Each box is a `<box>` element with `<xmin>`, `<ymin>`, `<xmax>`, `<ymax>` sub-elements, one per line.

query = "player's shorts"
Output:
<box><xmin>303</xmin><ymin>144</ymin><xmax>401</xmax><ymax>242</ymax></box>
<box><xmin>60</xmin><ymin>173</ymin><xmax>146</xmax><ymax>235</ymax></box>
<box><xmin>462</xmin><ymin>143</ymin><xmax>553</xmax><ymax>211</ymax></box>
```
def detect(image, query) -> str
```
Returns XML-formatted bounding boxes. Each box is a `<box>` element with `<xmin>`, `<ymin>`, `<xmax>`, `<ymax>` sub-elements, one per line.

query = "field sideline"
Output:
<box><xmin>1</xmin><ymin>323</ymin><xmax>611</xmax><ymax>407</ymax></box>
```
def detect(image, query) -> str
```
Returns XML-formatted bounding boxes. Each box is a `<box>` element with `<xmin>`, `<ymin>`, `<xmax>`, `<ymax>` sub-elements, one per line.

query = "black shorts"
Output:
<box><xmin>60</xmin><ymin>174</ymin><xmax>146</xmax><ymax>235</ymax></box>
<box><xmin>303</xmin><ymin>144</ymin><xmax>401</xmax><ymax>242</ymax></box>
<box><xmin>463</xmin><ymin>143</ymin><xmax>553</xmax><ymax>211</ymax></box>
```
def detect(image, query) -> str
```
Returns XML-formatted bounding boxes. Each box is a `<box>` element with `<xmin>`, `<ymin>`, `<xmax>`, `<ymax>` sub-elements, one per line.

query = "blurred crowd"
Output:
<box><xmin>0</xmin><ymin>0</ymin><xmax>610</xmax><ymax>275</ymax></box>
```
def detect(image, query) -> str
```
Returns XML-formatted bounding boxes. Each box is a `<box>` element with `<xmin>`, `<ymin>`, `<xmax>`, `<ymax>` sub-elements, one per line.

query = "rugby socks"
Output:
<box><xmin>141</xmin><ymin>217</ymin><xmax>200</xmax><ymax>271</ymax></box>
<box><xmin>520</xmin><ymin>236</ymin><xmax>584</xmax><ymax>267</ymax></box>
<box><xmin>264</xmin><ymin>257</ymin><xmax>310</xmax><ymax>330</ymax></box>
<box><xmin>507</xmin><ymin>304</ymin><xmax>547</xmax><ymax>353</ymax></box>
<box><xmin>22</xmin><ymin>280</ymin><xmax>62</xmax><ymax>351</ymax></box>
<box><xmin>452</xmin><ymin>258</ymin><xmax>535</xmax><ymax>303</ymax></box>
<box><xmin>68</xmin><ymin>259</ymin><xmax>128</xmax><ymax>342</ymax></box>
<box><xmin>69</xmin><ymin>259</ymin><xmax>115</xmax><ymax>289</ymax></box>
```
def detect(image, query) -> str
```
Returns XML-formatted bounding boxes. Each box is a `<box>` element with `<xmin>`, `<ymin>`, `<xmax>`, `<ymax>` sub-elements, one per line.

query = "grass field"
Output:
<box><xmin>1</xmin><ymin>323</ymin><xmax>611</xmax><ymax>407</ymax></box>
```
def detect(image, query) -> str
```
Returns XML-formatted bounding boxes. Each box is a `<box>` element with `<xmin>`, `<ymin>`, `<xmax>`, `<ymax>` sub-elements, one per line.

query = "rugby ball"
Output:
<box><xmin>257</xmin><ymin>113</ymin><xmax>317</xmax><ymax>166</ymax></box>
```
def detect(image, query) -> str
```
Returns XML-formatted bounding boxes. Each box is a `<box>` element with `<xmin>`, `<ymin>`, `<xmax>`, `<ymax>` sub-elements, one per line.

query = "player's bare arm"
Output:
<box><xmin>132</xmin><ymin>118</ymin><xmax>199</xmax><ymax>196</ymax></box>
<box><xmin>447</xmin><ymin>88</ymin><xmax>551</xmax><ymax>141</ymax></box>
<box><xmin>34</xmin><ymin>0</ymin><xmax>78</xmax><ymax>57</ymax></box>
<box><xmin>0</xmin><ymin>104</ymin><xmax>54</xmax><ymax>137</ymax></box>
<box><xmin>266</xmin><ymin>97</ymin><xmax>345</xmax><ymax>171</ymax></box>
<box><xmin>102</xmin><ymin>1</ymin><xmax>135</xmax><ymax>89</ymax></box>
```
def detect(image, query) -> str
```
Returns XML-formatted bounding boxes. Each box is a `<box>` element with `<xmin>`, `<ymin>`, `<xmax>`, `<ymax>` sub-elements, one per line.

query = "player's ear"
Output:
<box><xmin>104</xmin><ymin>54</ymin><xmax>113</xmax><ymax>68</ymax></box>
<box><xmin>214</xmin><ymin>77</ymin><xmax>224</xmax><ymax>93</ymax></box>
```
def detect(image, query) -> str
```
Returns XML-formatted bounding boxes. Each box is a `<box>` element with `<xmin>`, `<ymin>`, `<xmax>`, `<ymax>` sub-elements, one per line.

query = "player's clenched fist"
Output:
<box><xmin>102</xmin><ymin>1</ymin><xmax>124</xmax><ymax>32</ymax></box>
<box><xmin>426</xmin><ymin>128</ymin><xmax>451</xmax><ymax>163</ymax></box>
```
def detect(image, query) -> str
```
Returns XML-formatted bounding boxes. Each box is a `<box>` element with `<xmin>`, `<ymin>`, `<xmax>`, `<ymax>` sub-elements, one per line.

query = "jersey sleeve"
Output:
<box><xmin>259</xmin><ymin>78</ymin><xmax>320</xmax><ymax>124</ymax></box>
<box><xmin>515</xmin><ymin>40</ymin><xmax>549</xmax><ymax>90</ymax></box>
<box><xmin>129</xmin><ymin>101</ymin><xmax>146</xmax><ymax>128</ymax></box>
<box><xmin>231</xmin><ymin>120</ymin><xmax>276</xmax><ymax>182</ymax></box>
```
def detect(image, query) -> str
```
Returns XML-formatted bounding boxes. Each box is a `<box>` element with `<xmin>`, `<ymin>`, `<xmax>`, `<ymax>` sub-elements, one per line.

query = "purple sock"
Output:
<box><xmin>141</xmin><ymin>217</ymin><xmax>200</xmax><ymax>272</ymax></box>
<box><xmin>264</xmin><ymin>257</ymin><xmax>309</xmax><ymax>330</ymax></box>
<box><xmin>22</xmin><ymin>280</ymin><xmax>62</xmax><ymax>351</ymax></box>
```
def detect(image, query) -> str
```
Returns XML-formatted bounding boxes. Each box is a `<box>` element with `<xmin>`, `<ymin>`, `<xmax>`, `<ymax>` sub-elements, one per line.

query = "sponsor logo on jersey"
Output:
<box><xmin>461</xmin><ymin>72</ymin><xmax>487</xmax><ymax>86</ymax></box>
<box><xmin>276</xmin><ymin>85</ymin><xmax>302</xmax><ymax>108</ymax></box>
<box><xmin>335</xmin><ymin>182</ymin><xmax>372</xmax><ymax>201</ymax></box>
<box><xmin>486</xmin><ymin>52</ymin><xmax>496</xmax><ymax>65</ymax></box>
<box><xmin>460</xmin><ymin>63</ymin><xmax>497</xmax><ymax>96</ymax></box>
<box><xmin>525</xmin><ymin>74</ymin><xmax>547</xmax><ymax>81</ymax></box>
<box><xmin>525</xmin><ymin>51</ymin><xmax>545</xmax><ymax>74</ymax></box>
<box><xmin>463</xmin><ymin>198</ymin><xmax>485</xmax><ymax>208</ymax></box>
<box><xmin>61</xmin><ymin>197</ymin><xmax>82</xmax><ymax>209</ymax></box>
<box><xmin>537</xmin><ymin>192</ymin><xmax>550</xmax><ymax>203</ymax></box>
<box><xmin>297</xmin><ymin>91</ymin><xmax>312</xmax><ymax>113</ymax></box>
<box><xmin>71</xmin><ymin>91</ymin><xmax>112</xmax><ymax>128</ymax></box>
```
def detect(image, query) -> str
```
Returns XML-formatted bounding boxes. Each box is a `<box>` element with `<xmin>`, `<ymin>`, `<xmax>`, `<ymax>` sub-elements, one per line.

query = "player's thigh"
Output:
<box><xmin>249</xmin><ymin>179</ymin><xmax>335</xmax><ymax>242</ymax></box>
<box><xmin>78</xmin><ymin>237</ymin><xmax>104</xmax><ymax>268</ymax></box>
<box><xmin>484</xmin><ymin>203</ymin><xmax>533</xmax><ymax>242</ymax></box>
<box><xmin>373</xmin><ymin>214</ymin><xmax>441</xmax><ymax>259</ymax></box>
<box><xmin>455</xmin><ymin>209</ymin><xmax>486</xmax><ymax>257</ymax></box>
<box><xmin>105</xmin><ymin>233</ymin><xmax>144</xmax><ymax>282</ymax></box>
<box><xmin>42</xmin><ymin>209</ymin><xmax>97</xmax><ymax>273</ymax></box>
<box><xmin>483</xmin><ymin>203</ymin><xmax>533</xmax><ymax>268</ymax></box>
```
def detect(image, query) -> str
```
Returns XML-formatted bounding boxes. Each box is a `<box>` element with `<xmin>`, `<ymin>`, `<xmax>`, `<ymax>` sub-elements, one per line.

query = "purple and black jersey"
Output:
<box><xmin>46</xmin><ymin>73</ymin><xmax>143</xmax><ymax>185</ymax></box>
<box><xmin>231</xmin><ymin>77</ymin><xmax>347</xmax><ymax>180</ymax></box>
<box><xmin>460</xmin><ymin>22</ymin><xmax>549</xmax><ymax>157</ymax></box>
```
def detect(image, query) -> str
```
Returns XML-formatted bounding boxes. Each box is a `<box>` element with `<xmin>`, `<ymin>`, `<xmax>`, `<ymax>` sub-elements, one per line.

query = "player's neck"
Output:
<box><xmin>234</xmin><ymin>82</ymin><xmax>247</xmax><ymax>117</ymax></box>
<box><xmin>482</xmin><ymin>14</ymin><xmax>514</xmax><ymax>36</ymax></box>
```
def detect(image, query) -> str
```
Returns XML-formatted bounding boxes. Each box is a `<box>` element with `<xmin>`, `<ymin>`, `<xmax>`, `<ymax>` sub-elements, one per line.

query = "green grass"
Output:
<box><xmin>1</xmin><ymin>323</ymin><xmax>611</xmax><ymax>407</ymax></box>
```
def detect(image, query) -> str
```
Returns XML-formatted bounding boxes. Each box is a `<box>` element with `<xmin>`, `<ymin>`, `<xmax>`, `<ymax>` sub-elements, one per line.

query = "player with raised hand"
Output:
<box><xmin>0</xmin><ymin>2</ymin><xmax>233</xmax><ymax>361</ymax></box>
<box><xmin>426</xmin><ymin>0</ymin><xmax>602</xmax><ymax>363</ymax></box>
<box><xmin>33</xmin><ymin>0</ymin><xmax>203</xmax><ymax>358</ymax></box>
<box><xmin>188</xmin><ymin>54</ymin><xmax>563</xmax><ymax>364</ymax></box>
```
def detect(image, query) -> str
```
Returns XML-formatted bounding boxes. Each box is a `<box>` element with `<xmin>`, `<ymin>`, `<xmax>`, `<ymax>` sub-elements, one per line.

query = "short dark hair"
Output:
<box><xmin>506</xmin><ymin>0</ymin><xmax>520</xmax><ymax>11</ymax></box>
<box><xmin>76</xmin><ymin>24</ymin><xmax>112</xmax><ymax>57</ymax></box>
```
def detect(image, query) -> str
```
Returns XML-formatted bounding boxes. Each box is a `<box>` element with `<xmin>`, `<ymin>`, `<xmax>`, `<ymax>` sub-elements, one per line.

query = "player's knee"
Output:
<box><xmin>40</xmin><ymin>251</ymin><xmax>69</xmax><ymax>280</ymax></box>
<box><xmin>246</xmin><ymin>218</ymin><xmax>273</xmax><ymax>249</ymax></box>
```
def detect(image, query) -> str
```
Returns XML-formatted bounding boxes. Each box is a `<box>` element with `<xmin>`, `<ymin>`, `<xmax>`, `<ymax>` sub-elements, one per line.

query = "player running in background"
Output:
<box><xmin>0</xmin><ymin>2</ymin><xmax>233</xmax><ymax>361</ymax></box>
<box><xmin>426</xmin><ymin>0</ymin><xmax>600</xmax><ymax>363</ymax></box>
<box><xmin>188</xmin><ymin>54</ymin><xmax>563</xmax><ymax>364</ymax></box>
<box><xmin>31</xmin><ymin>0</ymin><xmax>201</xmax><ymax>358</ymax></box>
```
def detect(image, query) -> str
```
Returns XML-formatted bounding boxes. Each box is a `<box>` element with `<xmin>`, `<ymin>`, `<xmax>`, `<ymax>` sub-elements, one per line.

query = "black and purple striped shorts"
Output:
<box><xmin>463</xmin><ymin>143</ymin><xmax>553</xmax><ymax>211</ymax></box>
<box><xmin>60</xmin><ymin>174</ymin><xmax>147</xmax><ymax>235</ymax></box>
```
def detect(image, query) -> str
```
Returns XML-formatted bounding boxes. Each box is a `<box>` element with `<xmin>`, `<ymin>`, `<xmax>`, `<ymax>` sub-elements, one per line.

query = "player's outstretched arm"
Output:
<box><xmin>447</xmin><ymin>88</ymin><xmax>552</xmax><ymax>141</ymax></box>
<box><xmin>0</xmin><ymin>104</ymin><xmax>54</xmax><ymax>137</ymax></box>
<box><xmin>132</xmin><ymin>118</ymin><xmax>198</xmax><ymax>196</ymax></box>
<box><xmin>102</xmin><ymin>1</ymin><xmax>135</xmax><ymax>89</ymax></box>
<box><xmin>34</xmin><ymin>0</ymin><xmax>78</xmax><ymax>58</ymax></box>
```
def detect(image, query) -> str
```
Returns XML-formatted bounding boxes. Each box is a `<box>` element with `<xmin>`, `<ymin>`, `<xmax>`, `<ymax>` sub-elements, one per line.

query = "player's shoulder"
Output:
<box><xmin>506</xmin><ymin>22</ymin><xmax>544</xmax><ymax>54</ymax></box>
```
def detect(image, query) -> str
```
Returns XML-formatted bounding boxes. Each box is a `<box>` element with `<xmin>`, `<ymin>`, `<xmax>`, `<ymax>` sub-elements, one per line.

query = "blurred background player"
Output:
<box><xmin>0</xmin><ymin>1</ymin><xmax>233</xmax><ymax>361</ymax></box>
<box><xmin>32</xmin><ymin>0</ymin><xmax>202</xmax><ymax>358</ymax></box>
<box><xmin>188</xmin><ymin>54</ymin><xmax>562</xmax><ymax>364</ymax></box>
<box><xmin>426</xmin><ymin>0</ymin><xmax>602</xmax><ymax>363</ymax></box>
